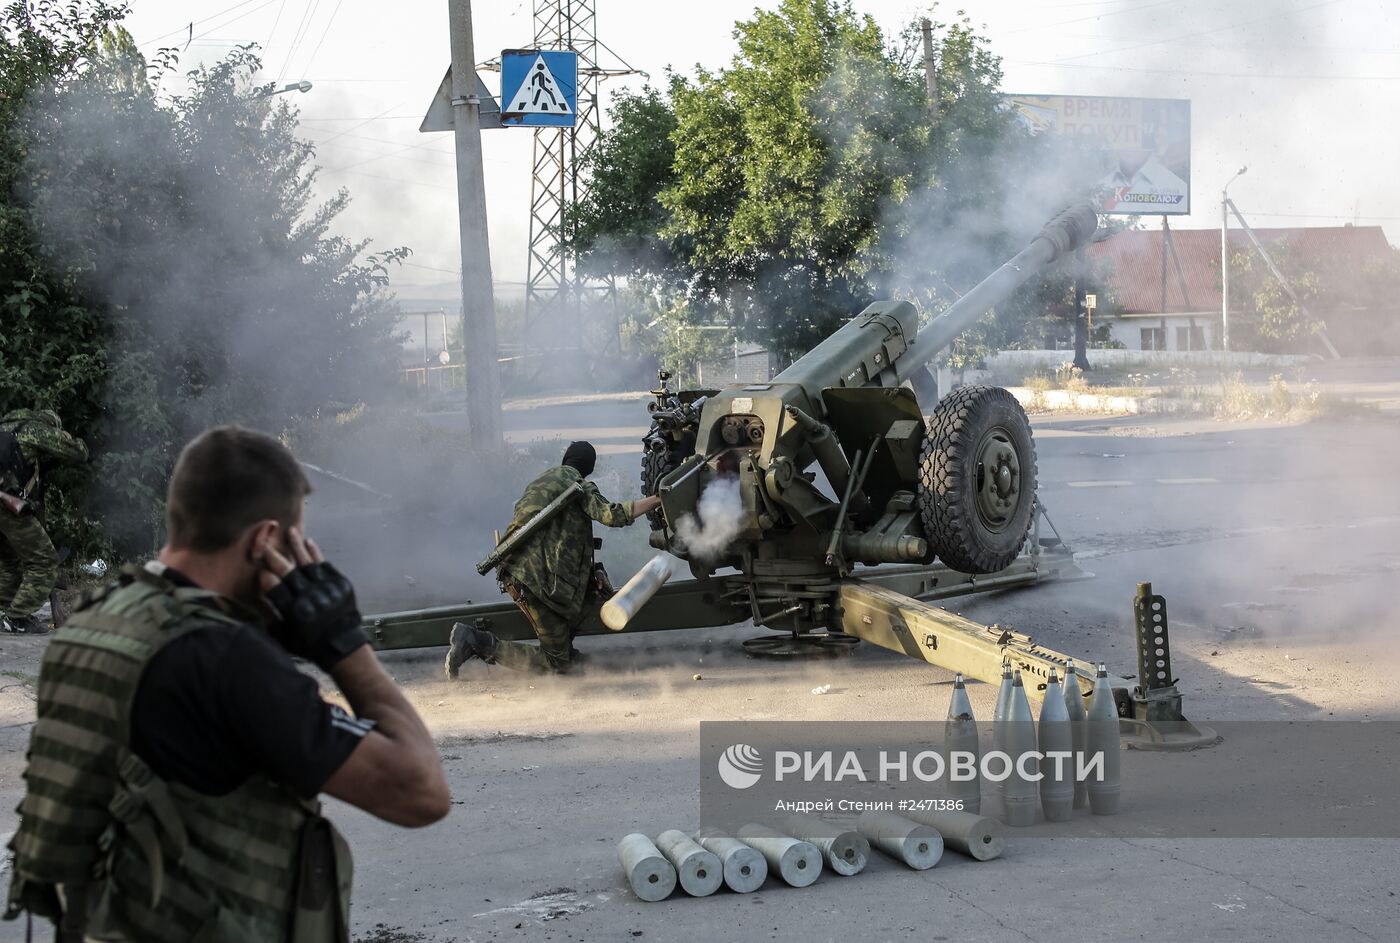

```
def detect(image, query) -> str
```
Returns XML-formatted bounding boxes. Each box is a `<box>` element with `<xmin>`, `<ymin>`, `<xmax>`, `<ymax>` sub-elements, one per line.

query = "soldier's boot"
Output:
<box><xmin>1</xmin><ymin>613</ymin><xmax>47</xmax><ymax>635</ymax></box>
<box><xmin>445</xmin><ymin>622</ymin><xmax>498</xmax><ymax>679</ymax></box>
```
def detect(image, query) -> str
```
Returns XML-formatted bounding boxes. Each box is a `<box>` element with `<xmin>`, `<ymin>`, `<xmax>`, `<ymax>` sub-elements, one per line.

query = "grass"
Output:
<box><xmin>1193</xmin><ymin>373</ymin><xmax>1380</xmax><ymax>422</ymax></box>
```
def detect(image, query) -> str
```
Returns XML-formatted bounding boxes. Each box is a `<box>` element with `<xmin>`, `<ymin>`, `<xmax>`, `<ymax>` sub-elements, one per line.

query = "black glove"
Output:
<box><xmin>264</xmin><ymin>561</ymin><xmax>368</xmax><ymax>671</ymax></box>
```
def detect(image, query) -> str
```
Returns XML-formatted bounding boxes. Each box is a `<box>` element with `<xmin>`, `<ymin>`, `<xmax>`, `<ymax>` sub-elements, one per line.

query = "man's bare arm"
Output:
<box><xmin>322</xmin><ymin>646</ymin><xmax>451</xmax><ymax>827</ymax></box>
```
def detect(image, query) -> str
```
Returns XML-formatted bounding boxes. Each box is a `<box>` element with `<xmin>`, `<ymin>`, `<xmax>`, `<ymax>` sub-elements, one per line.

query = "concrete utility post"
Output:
<box><xmin>1221</xmin><ymin>165</ymin><xmax>1247</xmax><ymax>353</ymax></box>
<box><xmin>920</xmin><ymin>18</ymin><xmax>938</xmax><ymax>122</ymax></box>
<box><xmin>448</xmin><ymin>0</ymin><xmax>503</xmax><ymax>447</ymax></box>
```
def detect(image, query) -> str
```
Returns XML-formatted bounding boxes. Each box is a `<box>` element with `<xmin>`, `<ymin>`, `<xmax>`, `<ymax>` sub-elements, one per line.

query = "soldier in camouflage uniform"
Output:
<box><xmin>446</xmin><ymin>441</ymin><xmax>661</xmax><ymax>676</ymax></box>
<box><xmin>5</xmin><ymin>425</ymin><xmax>448</xmax><ymax>942</ymax></box>
<box><xmin>0</xmin><ymin>409</ymin><xmax>88</xmax><ymax>634</ymax></box>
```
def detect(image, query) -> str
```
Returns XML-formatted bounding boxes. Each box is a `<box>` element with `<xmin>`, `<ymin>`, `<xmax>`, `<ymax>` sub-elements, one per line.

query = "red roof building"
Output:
<box><xmin>1086</xmin><ymin>224</ymin><xmax>1395</xmax><ymax>352</ymax></box>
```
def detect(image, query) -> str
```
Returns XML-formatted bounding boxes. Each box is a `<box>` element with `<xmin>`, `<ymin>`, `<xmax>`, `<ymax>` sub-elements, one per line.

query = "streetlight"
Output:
<box><xmin>253</xmin><ymin>80</ymin><xmax>313</xmax><ymax>99</ymax></box>
<box><xmin>1221</xmin><ymin>165</ymin><xmax>1247</xmax><ymax>352</ymax></box>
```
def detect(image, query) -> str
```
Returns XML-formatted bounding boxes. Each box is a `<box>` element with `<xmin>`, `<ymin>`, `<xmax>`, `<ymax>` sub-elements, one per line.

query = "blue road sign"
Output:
<box><xmin>500</xmin><ymin>49</ymin><xmax>577</xmax><ymax>127</ymax></box>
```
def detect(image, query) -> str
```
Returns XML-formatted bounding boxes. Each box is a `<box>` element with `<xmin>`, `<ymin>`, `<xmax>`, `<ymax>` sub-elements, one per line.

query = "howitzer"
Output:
<box><xmin>475</xmin><ymin>480</ymin><xmax>583</xmax><ymax>576</ymax></box>
<box><xmin>367</xmin><ymin>202</ymin><xmax>1215</xmax><ymax>745</ymax></box>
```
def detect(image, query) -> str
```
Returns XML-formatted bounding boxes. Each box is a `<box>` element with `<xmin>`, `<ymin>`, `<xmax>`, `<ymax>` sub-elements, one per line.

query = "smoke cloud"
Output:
<box><xmin>675</xmin><ymin>476</ymin><xmax>744</xmax><ymax>561</ymax></box>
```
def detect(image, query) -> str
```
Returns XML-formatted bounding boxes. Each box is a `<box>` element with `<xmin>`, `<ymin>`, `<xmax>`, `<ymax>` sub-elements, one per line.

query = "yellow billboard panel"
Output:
<box><xmin>1005</xmin><ymin>95</ymin><xmax>1191</xmax><ymax>215</ymax></box>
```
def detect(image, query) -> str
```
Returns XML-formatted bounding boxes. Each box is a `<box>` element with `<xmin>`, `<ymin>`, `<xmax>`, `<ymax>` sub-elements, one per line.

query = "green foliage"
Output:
<box><xmin>571</xmin><ymin>0</ymin><xmax>1109</xmax><ymax>368</ymax></box>
<box><xmin>569</xmin><ymin>86</ymin><xmax>680</xmax><ymax>283</ymax></box>
<box><xmin>1226</xmin><ymin>244</ymin><xmax>1324</xmax><ymax>353</ymax></box>
<box><xmin>1</xmin><ymin>2</ymin><xmax>406</xmax><ymax>557</ymax></box>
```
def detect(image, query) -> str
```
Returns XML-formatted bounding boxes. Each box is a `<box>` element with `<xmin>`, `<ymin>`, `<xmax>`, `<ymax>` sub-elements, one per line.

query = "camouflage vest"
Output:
<box><xmin>5</xmin><ymin>565</ymin><xmax>353</xmax><ymax>942</ymax></box>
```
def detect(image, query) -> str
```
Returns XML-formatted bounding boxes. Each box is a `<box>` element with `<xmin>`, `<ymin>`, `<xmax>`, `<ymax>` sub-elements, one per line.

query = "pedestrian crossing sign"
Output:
<box><xmin>500</xmin><ymin>49</ymin><xmax>577</xmax><ymax>127</ymax></box>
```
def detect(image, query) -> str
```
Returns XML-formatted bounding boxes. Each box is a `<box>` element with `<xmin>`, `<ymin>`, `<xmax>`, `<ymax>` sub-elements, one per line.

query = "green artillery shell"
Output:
<box><xmin>617</xmin><ymin>833</ymin><xmax>677</xmax><ymax>902</ymax></box>
<box><xmin>1063</xmin><ymin>658</ymin><xmax>1089</xmax><ymax>809</ymax></box>
<box><xmin>856</xmin><ymin>810</ymin><xmax>944</xmax><ymax>870</ymax></box>
<box><xmin>1001</xmin><ymin>671</ymin><xmax>1039</xmax><ymax>827</ymax></box>
<box><xmin>992</xmin><ymin>662</ymin><xmax>1014</xmax><ymax>802</ymax></box>
<box><xmin>1037</xmin><ymin>669</ymin><xmax>1074</xmax><ymax>822</ymax></box>
<box><xmin>1086</xmin><ymin>662</ymin><xmax>1122</xmax><ymax>815</ymax></box>
<box><xmin>945</xmin><ymin>673</ymin><xmax>981</xmax><ymax>814</ymax></box>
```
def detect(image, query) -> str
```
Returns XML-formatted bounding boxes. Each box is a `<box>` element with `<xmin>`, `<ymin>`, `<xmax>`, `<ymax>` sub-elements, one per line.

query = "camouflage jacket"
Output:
<box><xmin>497</xmin><ymin>465</ymin><xmax>635</xmax><ymax>618</ymax></box>
<box><xmin>0</xmin><ymin>410</ymin><xmax>89</xmax><ymax>496</ymax></box>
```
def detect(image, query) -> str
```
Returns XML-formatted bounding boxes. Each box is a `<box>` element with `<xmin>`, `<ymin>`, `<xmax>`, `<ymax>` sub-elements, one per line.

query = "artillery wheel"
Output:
<box><xmin>640</xmin><ymin>427</ymin><xmax>694</xmax><ymax>530</ymax></box>
<box><xmin>742</xmin><ymin>632</ymin><xmax>860</xmax><ymax>659</ymax></box>
<box><xmin>918</xmin><ymin>385</ymin><xmax>1038</xmax><ymax>574</ymax></box>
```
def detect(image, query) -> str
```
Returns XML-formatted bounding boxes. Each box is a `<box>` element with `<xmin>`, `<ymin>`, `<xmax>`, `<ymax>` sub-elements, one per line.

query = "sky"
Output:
<box><xmin>119</xmin><ymin>0</ymin><xmax>1400</xmax><ymax>305</ymax></box>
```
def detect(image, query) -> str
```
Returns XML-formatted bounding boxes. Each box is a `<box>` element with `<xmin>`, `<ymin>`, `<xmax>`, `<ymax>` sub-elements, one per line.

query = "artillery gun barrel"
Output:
<box><xmin>895</xmin><ymin>201</ymin><xmax>1099</xmax><ymax>383</ymax></box>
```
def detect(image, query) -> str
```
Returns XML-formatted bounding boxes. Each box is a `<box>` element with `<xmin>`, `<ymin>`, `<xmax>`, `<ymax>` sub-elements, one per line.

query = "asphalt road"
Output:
<box><xmin>2</xmin><ymin>402</ymin><xmax>1397</xmax><ymax>943</ymax></box>
<box><xmin>340</xmin><ymin>404</ymin><xmax>1400</xmax><ymax>942</ymax></box>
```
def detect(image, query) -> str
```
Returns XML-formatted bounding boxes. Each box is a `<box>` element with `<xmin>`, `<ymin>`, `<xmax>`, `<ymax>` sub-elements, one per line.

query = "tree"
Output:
<box><xmin>1</xmin><ymin>3</ymin><xmax>407</xmax><ymax>556</ymax></box>
<box><xmin>571</xmin><ymin>0</ymin><xmax>1103</xmax><ymax>364</ymax></box>
<box><xmin>1226</xmin><ymin>242</ymin><xmax>1324</xmax><ymax>354</ymax></box>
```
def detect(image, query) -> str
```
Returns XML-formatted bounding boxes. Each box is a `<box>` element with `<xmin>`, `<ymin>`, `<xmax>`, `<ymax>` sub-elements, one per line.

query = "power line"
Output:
<box><xmin>278</xmin><ymin>0</ymin><xmax>321</xmax><ymax>83</ymax></box>
<box><xmin>137</xmin><ymin>0</ymin><xmax>267</xmax><ymax>47</ymax></box>
<box><xmin>299</xmin><ymin>0</ymin><xmax>346</xmax><ymax>75</ymax></box>
<box><xmin>261</xmin><ymin>0</ymin><xmax>290</xmax><ymax>59</ymax></box>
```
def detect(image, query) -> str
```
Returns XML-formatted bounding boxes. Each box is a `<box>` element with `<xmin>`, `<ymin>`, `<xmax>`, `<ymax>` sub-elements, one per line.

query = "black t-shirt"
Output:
<box><xmin>129</xmin><ymin>570</ymin><xmax>373</xmax><ymax>799</ymax></box>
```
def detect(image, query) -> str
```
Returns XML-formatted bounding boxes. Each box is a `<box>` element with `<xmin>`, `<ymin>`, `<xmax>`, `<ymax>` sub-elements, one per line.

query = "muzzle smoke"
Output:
<box><xmin>676</xmin><ymin>476</ymin><xmax>744</xmax><ymax>561</ymax></box>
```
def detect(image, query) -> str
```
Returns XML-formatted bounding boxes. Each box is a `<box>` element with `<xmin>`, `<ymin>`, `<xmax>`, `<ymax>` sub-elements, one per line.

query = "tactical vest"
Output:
<box><xmin>5</xmin><ymin>566</ymin><xmax>353</xmax><ymax>942</ymax></box>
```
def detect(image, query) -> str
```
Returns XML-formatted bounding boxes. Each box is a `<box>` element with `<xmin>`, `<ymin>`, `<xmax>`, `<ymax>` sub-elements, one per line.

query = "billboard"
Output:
<box><xmin>1004</xmin><ymin>95</ymin><xmax>1191</xmax><ymax>216</ymax></box>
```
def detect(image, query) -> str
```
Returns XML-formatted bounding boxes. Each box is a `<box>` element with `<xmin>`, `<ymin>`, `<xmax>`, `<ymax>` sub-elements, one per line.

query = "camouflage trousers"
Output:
<box><xmin>0</xmin><ymin>510</ymin><xmax>57</xmax><ymax>618</ymax></box>
<box><xmin>498</xmin><ymin>583</ymin><xmax>599</xmax><ymax>673</ymax></box>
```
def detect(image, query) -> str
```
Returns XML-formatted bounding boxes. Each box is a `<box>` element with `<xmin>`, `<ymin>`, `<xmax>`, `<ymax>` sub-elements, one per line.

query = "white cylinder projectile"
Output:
<box><xmin>903</xmin><ymin>808</ymin><xmax>1005</xmax><ymax>861</ymax></box>
<box><xmin>601</xmin><ymin>554</ymin><xmax>676</xmax><ymax>631</ymax></box>
<box><xmin>617</xmin><ymin>833</ymin><xmax>677</xmax><ymax>902</ymax></box>
<box><xmin>692</xmin><ymin>830</ymin><xmax>768</xmax><ymax>893</ymax></box>
<box><xmin>737</xmin><ymin>824</ymin><xmax>823</xmax><ymax>887</ymax></box>
<box><xmin>782</xmin><ymin>813</ymin><xmax>870</xmax><ymax>876</ymax></box>
<box><xmin>857</xmin><ymin>811</ymin><xmax>943</xmax><ymax>870</ymax></box>
<box><xmin>654</xmin><ymin>829</ymin><xmax>722</xmax><ymax>897</ymax></box>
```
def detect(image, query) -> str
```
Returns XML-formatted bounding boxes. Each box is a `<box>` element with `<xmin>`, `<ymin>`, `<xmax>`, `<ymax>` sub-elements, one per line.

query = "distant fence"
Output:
<box><xmin>988</xmin><ymin>349</ymin><xmax>1312</xmax><ymax>372</ymax></box>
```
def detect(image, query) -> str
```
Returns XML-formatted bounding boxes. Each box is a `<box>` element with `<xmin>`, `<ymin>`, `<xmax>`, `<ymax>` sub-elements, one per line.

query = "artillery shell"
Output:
<box><xmin>617</xmin><ymin>833</ymin><xmax>677</xmax><ymax>902</ymax></box>
<box><xmin>856</xmin><ymin>811</ymin><xmax>943</xmax><ymax>870</ymax></box>
<box><xmin>654</xmin><ymin>829</ymin><xmax>722</xmax><ymax>897</ymax></box>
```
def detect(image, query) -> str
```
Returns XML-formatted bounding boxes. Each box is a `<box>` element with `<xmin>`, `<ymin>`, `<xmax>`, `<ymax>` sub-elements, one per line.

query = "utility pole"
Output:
<box><xmin>1221</xmin><ymin>165</ymin><xmax>1247</xmax><ymax>353</ymax></box>
<box><xmin>448</xmin><ymin>0</ymin><xmax>503</xmax><ymax>448</ymax></box>
<box><xmin>920</xmin><ymin>18</ymin><xmax>938</xmax><ymax>122</ymax></box>
<box><xmin>1073</xmin><ymin>247</ymin><xmax>1089</xmax><ymax>370</ymax></box>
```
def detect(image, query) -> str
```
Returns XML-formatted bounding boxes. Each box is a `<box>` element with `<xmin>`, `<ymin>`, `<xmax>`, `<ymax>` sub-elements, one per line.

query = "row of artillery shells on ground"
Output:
<box><xmin>617</xmin><ymin>809</ymin><xmax>1004</xmax><ymax>902</ymax></box>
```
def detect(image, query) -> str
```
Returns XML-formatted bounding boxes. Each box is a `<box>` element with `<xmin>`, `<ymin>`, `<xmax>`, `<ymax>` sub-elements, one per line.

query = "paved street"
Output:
<box><xmin>2</xmin><ymin>399</ymin><xmax>1397</xmax><ymax>943</ymax></box>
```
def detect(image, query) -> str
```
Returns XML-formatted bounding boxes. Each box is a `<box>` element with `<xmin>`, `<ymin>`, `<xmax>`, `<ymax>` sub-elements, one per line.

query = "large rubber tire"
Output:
<box><xmin>639</xmin><ymin>446</ymin><xmax>674</xmax><ymax>529</ymax></box>
<box><xmin>918</xmin><ymin>385</ymin><xmax>1038</xmax><ymax>575</ymax></box>
<box><xmin>640</xmin><ymin>426</ymin><xmax>694</xmax><ymax>530</ymax></box>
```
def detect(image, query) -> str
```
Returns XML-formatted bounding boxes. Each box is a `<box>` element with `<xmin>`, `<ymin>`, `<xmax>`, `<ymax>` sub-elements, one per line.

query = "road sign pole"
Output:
<box><xmin>448</xmin><ymin>0</ymin><xmax>503</xmax><ymax>448</ymax></box>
